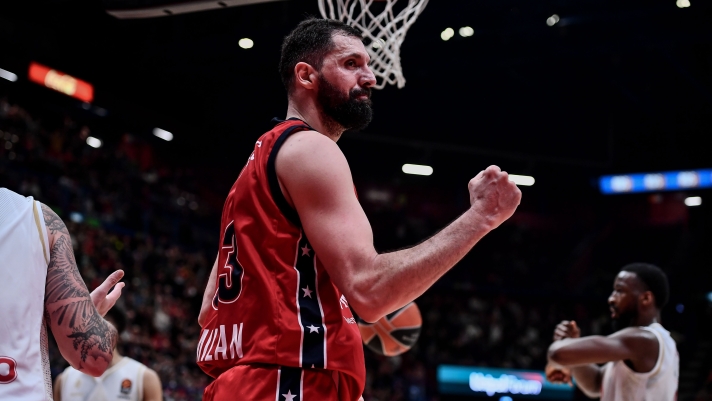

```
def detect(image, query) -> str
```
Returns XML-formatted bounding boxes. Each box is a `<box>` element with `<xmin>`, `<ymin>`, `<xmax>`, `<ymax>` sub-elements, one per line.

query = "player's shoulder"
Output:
<box><xmin>278</xmin><ymin>130</ymin><xmax>347</xmax><ymax>167</ymax></box>
<box><xmin>613</xmin><ymin>327</ymin><xmax>659</xmax><ymax>348</ymax></box>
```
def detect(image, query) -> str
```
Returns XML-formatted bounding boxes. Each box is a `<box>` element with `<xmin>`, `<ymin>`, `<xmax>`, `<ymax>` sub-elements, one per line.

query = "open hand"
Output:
<box><xmin>468</xmin><ymin>165</ymin><xmax>522</xmax><ymax>229</ymax></box>
<box><xmin>90</xmin><ymin>270</ymin><xmax>125</xmax><ymax>317</ymax></box>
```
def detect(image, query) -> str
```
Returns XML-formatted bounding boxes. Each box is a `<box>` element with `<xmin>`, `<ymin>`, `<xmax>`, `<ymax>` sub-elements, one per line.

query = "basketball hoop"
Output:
<box><xmin>318</xmin><ymin>0</ymin><xmax>429</xmax><ymax>89</ymax></box>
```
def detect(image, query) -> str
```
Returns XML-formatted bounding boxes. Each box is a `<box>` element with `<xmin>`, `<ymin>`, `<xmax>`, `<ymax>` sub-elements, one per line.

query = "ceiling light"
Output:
<box><xmin>676</xmin><ymin>0</ymin><xmax>690</xmax><ymax>7</ymax></box>
<box><xmin>86</xmin><ymin>136</ymin><xmax>102</xmax><ymax>148</ymax></box>
<box><xmin>509</xmin><ymin>174</ymin><xmax>535</xmax><ymax>186</ymax></box>
<box><xmin>153</xmin><ymin>128</ymin><xmax>174</xmax><ymax>141</ymax></box>
<box><xmin>459</xmin><ymin>26</ymin><xmax>474</xmax><ymax>37</ymax></box>
<box><xmin>546</xmin><ymin>14</ymin><xmax>560</xmax><ymax>26</ymax></box>
<box><xmin>238</xmin><ymin>38</ymin><xmax>254</xmax><ymax>49</ymax></box>
<box><xmin>402</xmin><ymin>164</ymin><xmax>433</xmax><ymax>176</ymax></box>
<box><xmin>684</xmin><ymin>196</ymin><xmax>701</xmax><ymax>207</ymax></box>
<box><xmin>0</xmin><ymin>68</ymin><xmax>17</xmax><ymax>82</ymax></box>
<box><xmin>441</xmin><ymin>28</ymin><xmax>455</xmax><ymax>41</ymax></box>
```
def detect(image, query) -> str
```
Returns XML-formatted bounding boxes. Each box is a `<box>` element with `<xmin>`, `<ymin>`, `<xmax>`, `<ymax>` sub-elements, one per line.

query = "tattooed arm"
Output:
<box><xmin>41</xmin><ymin>203</ymin><xmax>121</xmax><ymax>377</ymax></box>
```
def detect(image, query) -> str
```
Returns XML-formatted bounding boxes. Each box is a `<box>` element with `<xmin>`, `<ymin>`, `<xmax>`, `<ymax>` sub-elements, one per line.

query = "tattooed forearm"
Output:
<box><xmin>43</xmin><ymin>203</ymin><xmax>117</xmax><ymax>367</ymax></box>
<box><xmin>41</xmin><ymin>203</ymin><xmax>70</xmax><ymax>236</ymax></box>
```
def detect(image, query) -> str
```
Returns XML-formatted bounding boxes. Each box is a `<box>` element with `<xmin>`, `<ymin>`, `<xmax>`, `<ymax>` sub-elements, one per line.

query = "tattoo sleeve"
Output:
<box><xmin>42</xmin><ymin>204</ymin><xmax>117</xmax><ymax>369</ymax></box>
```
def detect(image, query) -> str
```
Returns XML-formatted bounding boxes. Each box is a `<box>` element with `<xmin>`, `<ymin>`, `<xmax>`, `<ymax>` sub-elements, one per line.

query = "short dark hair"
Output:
<box><xmin>621</xmin><ymin>263</ymin><xmax>670</xmax><ymax>309</ymax></box>
<box><xmin>105</xmin><ymin>307</ymin><xmax>127</xmax><ymax>335</ymax></box>
<box><xmin>279</xmin><ymin>17</ymin><xmax>362</xmax><ymax>94</ymax></box>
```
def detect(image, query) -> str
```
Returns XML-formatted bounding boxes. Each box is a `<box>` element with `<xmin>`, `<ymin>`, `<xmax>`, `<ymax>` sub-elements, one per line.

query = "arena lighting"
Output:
<box><xmin>546</xmin><ymin>14</ymin><xmax>560</xmax><ymax>26</ymax></box>
<box><xmin>238</xmin><ymin>38</ymin><xmax>254</xmax><ymax>49</ymax></box>
<box><xmin>677</xmin><ymin>0</ymin><xmax>691</xmax><ymax>8</ymax></box>
<box><xmin>86</xmin><ymin>136</ymin><xmax>102</xmax><ymax>148</ymax></box>
<box><xmin>599</xmin><ymin>169</ymin><xmax>712</xmax><ymax>194</ymax></box>
<box><xmin>28</xmin><ymin>62</ymin><xmax>94</xmax><ymax>103</ymax></box>
<box><xmin>438</xmin><ymin>365</ymin><xmax>574</xmax><ymax>399</ymax></box>
<box><xmin>684</xmin><ymin>196</ymin><xmax>702</xmax><ymax>207</ymax></box>
<box><xmin>153</xmin><ymin>128</ymin><xmax>174</xmax><ymax>141</ymax></box>
<box><xmin>402</xmin><ymin>164</ymin><xmax>433</xmax><ymax>176</ymax></box>
<box><xmin>441</xmin><ymin>28</ymin><xmax>455</xmax><ymax>41</ymax></box>
<box><xmin>0</xmin><ymin>68</ymin><xmax>18</xmax><ymax>82</ymax></box>
<box><xmin>459</xmin><ymin>26</ymin><xmax>474</xmax><ymax>37</ymax></box>
<box><xmin>509</xmin><ymin>174</ymin><xmax>535</xmax><ymax>186</ymax></box>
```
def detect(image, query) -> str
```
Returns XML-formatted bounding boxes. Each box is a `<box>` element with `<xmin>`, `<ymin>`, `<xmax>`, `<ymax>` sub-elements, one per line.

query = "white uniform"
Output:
<box><xmin>0</xmin><ymin>188</ymin><xmax>52</xmax><ymax>401</ymax></box>
<box><xmin>600</xmin><ymin>323</ymin><xmax>679</xmax><ymax>401</ymax></box>
<box><xmin>59</xmin><ymin>357</ymin><xmax>147</xmax><ymax>401</ymax></box>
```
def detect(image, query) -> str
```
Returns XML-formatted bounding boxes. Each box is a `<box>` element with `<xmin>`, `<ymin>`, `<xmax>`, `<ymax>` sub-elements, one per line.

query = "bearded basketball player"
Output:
<box><xmin>196</xmin><ymin>18</ymin><xmax>522</xmax><ymax>401</ymax></box>
<box><xmin>0</xmin><ymin>188</ymin><xmax>124</xmax><ymax>400</ymax></box>
<box><xmin>546</xmin><ymin>263</ymin><xmax>678</xmax><ymax>400</ymax></box>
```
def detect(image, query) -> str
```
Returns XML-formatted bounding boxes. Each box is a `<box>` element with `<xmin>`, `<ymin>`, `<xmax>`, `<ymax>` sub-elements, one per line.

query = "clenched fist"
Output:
<box><xmin>468</xmin><ymin>165</ymin><xmax>522</xmax><ymax>229</ymax></box>
<box><xmin>553</xmin><ymin>320</ymin><xmax>581</xmax><ymax>341</ymax></box>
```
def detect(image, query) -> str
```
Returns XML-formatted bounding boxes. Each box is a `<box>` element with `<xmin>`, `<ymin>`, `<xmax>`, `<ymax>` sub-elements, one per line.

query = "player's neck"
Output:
<box><xmin>109</xmin><ymin>349</ymin><xmax>123</xmax><ymax>368</ymax></box>
<box><xmin>286</xmin><ymin>102</ymin><xmax>344</xmax><ymax>142</ymax></box>
<box><xmin>633</xmin><ymin>311</ymin><xmax>660</xmax><ymax>327</ymax></box>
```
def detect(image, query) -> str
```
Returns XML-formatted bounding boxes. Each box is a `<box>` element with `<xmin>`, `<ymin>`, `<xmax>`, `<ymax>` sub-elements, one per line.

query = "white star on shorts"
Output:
<box><xmin>307</xmin><ymin>324</ymin><xmax>320</xmax><ymax>333</ymax></box>
<box><xmin>282</xmin><ymin>390</ymin><xmax>297</xmax><ymax>401</ymax></box>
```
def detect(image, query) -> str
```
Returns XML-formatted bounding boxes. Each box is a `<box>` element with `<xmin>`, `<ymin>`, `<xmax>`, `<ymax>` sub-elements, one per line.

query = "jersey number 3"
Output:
<box><xmin>212</xmin><ymin>221</ymin><xmax>244</xmax><ymax>309</ymax></box>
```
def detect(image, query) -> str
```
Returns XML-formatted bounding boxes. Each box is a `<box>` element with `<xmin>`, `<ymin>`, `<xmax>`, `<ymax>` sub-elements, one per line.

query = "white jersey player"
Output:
<box><xmin>546</xmin><ymin>263</ymin><xmax>679</xmax><ymax>401</ymax></box>
<box><xmin>0</xmin><ymin>188</ymin><xmax>124</xmax><ymax>401</ymax></box>
<box><xmin>54</xmin><ymin>309</ymin><xmax>163</xmax><ymax>401</ymax></box>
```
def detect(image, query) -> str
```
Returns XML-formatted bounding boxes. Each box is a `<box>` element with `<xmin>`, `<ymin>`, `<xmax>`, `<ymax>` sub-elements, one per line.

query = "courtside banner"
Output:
<box><xmin>28</xmin><ymin>62</ymin><xmax>94</xmax><ymax>103</ymax></box>
<box><xmin>437</xmin><ymin>365</ymin><xmax>574</xmax><ymax>400</ymax></box>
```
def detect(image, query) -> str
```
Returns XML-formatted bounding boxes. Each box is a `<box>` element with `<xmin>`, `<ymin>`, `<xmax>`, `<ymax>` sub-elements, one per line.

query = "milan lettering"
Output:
<box><xmin>197</xmin><ymin>324</ymin><xmax>244</xmax><ymax>362</ymax></box>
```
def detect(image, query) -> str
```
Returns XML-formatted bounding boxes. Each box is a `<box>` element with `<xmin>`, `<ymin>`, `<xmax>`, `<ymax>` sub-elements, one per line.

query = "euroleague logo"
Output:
<box><xmin>0</xmin><ymin>356</ymin><xmax>18</xmax><ymax>384</ymax></box>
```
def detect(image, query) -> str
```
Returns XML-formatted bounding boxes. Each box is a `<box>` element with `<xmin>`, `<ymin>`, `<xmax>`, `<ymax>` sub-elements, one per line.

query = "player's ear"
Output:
<box><xmin>640</xmin><ymin>290</ymin><xmax>654</xmax><ymax>307</ymax></box>
<box><xmin>294</xmin><ymin>62</ymin><xmax>318</xmax><ymax>91</ymax></box>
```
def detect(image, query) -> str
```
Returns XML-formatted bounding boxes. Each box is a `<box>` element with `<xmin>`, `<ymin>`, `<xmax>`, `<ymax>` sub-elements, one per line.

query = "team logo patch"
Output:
<box><xmin>120</xmin><ymin>379</ymin><xmax>132</xmax><ymax>394</ymax></box>
<box><xmin>0</xmin><ymin>357</ymin><xmax>18</xmax><ymax>384</ymax></box>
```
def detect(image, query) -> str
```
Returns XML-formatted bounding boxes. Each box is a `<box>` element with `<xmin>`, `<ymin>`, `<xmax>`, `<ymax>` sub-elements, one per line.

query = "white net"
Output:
<box><xmin>318</xmin><ymin>0</ymin><xmax>429</xmax><ymax>89</ymax></box>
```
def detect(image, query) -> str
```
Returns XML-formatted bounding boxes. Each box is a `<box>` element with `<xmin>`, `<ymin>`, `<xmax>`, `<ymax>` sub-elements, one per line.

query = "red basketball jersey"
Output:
<box><xmin>197</xmin><ymin>118</ymin><xmax>365</xmax><ymax>400</ymax></box>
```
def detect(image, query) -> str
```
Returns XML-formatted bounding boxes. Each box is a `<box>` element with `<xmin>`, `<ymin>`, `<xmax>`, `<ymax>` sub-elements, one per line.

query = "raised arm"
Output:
<box><xmin>277</xmin><ymin>131</ymin><xmax>521</xmax><ymax>322</ymax></box>
<box><xmin>546</xmin><ymin>321</ymin><xmax>659</xmax><ymax>398</ymax></box>
<box><xmin>41</xmin><ymin>203</ymin><xmax>121</xmax><ymax>377</ymax></box>
<box><xmin>548</xmin><ymin>328</ymin><xmax>658</xmax><ymax>369</ymax></box>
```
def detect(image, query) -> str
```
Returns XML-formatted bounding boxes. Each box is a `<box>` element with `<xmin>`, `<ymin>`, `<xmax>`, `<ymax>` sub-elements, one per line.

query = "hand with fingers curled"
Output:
<box><xmin>468</xmin><ymin>165</ymin><xmax>522</xmax><ymax>229</ymax></box>
<box><xmin>553</xmin><ymin>320</ymin><xmax>581</xmax><ymax>341</ymax></box>
<box><xmin>90</xmin><ymin>270</ymin><xmax>126</xmax><ymax>317</ymax></box>
<box><xmin>545</xmin><ymin>362</ymin><xmax>572</xmax><ymax>385</ymax></box>
<box><xmin>545</xmin><ymin>320</ymin><xmax>580</xmax><ymax>385</ymax></box>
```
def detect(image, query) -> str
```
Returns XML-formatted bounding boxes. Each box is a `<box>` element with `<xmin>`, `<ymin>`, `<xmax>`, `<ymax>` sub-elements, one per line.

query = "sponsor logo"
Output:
<box><xmin>120</xmin><ymin>379</ymin><xmax>132</xmax><ymax>394</ymax></box>
<box><xmin>469</xmin><ymin>372</ymin><xmax>542</xmax><ymax>396</ymax></box>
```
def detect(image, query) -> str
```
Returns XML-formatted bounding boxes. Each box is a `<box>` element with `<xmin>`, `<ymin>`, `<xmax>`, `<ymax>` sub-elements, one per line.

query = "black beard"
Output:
<box><xmin>317</xmin><ymin>74</ymin><xmax>373</xmax><ymax>131</ymax></box>
<box><xmin>611</xmin><ymin>309</ymin><xmax>637</xmax><ymax>332</ymax></box>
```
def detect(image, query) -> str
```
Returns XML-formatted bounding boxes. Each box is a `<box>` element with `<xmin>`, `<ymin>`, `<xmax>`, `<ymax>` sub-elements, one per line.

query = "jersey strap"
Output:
<box><xmin>266</xmin><ymin>120</ymin><xmax>313</xmax><ymax>227</ymax></box>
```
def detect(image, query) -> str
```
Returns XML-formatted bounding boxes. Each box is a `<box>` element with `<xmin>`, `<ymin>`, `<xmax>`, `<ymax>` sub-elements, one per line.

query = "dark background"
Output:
<box><xmin>1</xmin><ymin>0</ymin><xmax>712</xmax><ymax>400</ymax></box>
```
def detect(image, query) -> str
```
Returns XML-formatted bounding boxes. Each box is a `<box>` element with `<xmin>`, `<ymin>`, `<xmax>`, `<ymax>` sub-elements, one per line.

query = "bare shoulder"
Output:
<box><xmin>40</xmin><ymin>203</ymin><xmax>69</xmax><ymax>238</ymax></box>
<box><xmin>611</xmin><ymin>327</ymin><xmax>659</xmax><ymax>349</ymax></box>
<box><xmin>278</xmin><ymin>130</ymin><xmax>348</xmax><ymax>168</ymax></box>
<box><xmin>143</xmin><ymin>367</ymin><xmax>161</xmax><ymax>382</ymax></box>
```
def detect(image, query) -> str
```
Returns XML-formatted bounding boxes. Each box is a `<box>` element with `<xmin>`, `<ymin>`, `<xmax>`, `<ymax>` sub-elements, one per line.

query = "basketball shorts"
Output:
<box><xmin>203</xmin><ymin>364</ymin><xmax>356</xmax><ymax>401</ymax></box>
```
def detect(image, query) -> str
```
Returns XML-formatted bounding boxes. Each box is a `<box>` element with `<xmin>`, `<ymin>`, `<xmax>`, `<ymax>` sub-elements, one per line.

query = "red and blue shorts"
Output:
<box><xmin>203</xmin><ymin>364</ymin><xmax>355</xmax><ymax>401</ymax></box>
